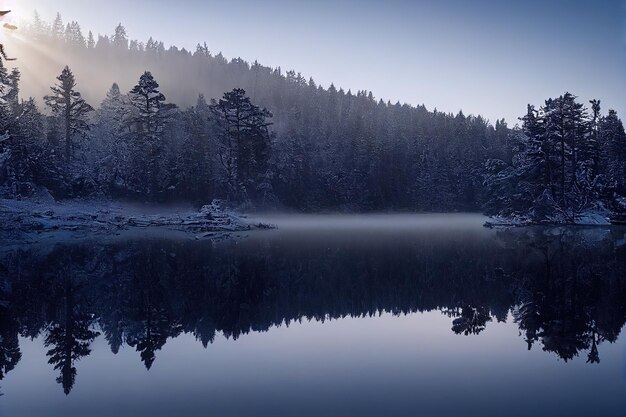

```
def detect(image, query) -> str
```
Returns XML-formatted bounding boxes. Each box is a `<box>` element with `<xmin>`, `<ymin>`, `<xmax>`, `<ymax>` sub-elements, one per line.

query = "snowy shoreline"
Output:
<box><xmin>0</xmin><ymin>197</ymin><xmax>273</xmax><ymax>245</ymax></box>
<box><xmin>483</xmin><ymin>212</ymin><xmax>616</xmax><ymax>228</ymax></box>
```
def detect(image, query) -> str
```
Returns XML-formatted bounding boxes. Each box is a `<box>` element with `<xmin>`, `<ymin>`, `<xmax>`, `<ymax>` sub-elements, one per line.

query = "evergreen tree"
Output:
<box><xmin>51</xmin><ymin>13</ymin><xmax>64</xmax><ymax>40</ymax></box>
<box><xmin>209</xmin><ymin>88</ymin><xmax>273</xmax><ymax>201</ymax></box>
<box><xmin>1</xmin><ymin>98</ymin><xmax>49</xmax><ymax>197</ymax></box>
<box><xmin>30</xmin><ymin>10</ymin><xmax>46</xmax><ymax>40</ymax></box>
<box><xmin>0</xmin><ymin>63</ymin><xmax>22</xmax><ymax>196</ymax></box>
<box><xmin>86</xmin><ymin>31</ymin><xmax>95</xmax><ymax>49</ymax></box>
<box><xmin>44</xmin><ymin>279</ymin><xmax>100</xmax><ymax>395</ymax></box>
<box><xmin>126</xmin><ymin>71</ymin><xmax>175</xmax><ymax>198</ymax></box>
<box><xmin>92</xmin><ymin>83</ymin><xmax>128</xmax><ymax>191</ymax></box>
<box><xmin>44</xmin><ymin>66</ymin><xmax>93</xmax><ymax>163</ymax></box>
<box><xmin>177</xmin><ymin>94</ymin><xmax>214</xmax><ymax>201</ymax></box>
<box><xmin>112</xmin><ymin>23</ymin><xmax>129</xmax><ymax>50</ymax></box>
<box><xmin>64</xmin><ymin>21</ymin><xmax>85</xmax><ymax>47</ymax></box>
<box><xmin>0</xmin><ymin>308</ymin><xmax>21</xmax><ymax>382</ymax></box>
<box><xmin>598</xmin><ymin>110</ymin><xmax>626</xmax><ymax>198</ymax></box>
<box><xmin>5</xmin><ymin>69</ymin><xmax>20</xmax><ymax>115</ymax></box>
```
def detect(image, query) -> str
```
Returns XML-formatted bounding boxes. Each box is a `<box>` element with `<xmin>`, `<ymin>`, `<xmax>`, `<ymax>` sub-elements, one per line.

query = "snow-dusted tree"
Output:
<box><xmin>64</xmin><ymin>21</ymin><xmax>85</xmax><ymax>47</ymax></box>
<box><xmin>5</xmin><ymin>69</ymin><xmax>20</xmax><ymax>116</ymax></box>
<box><xmin>0</xmin><ymin>65</ymin><xmax>52</xmax><ymax>198</ymax></box>
<box><xmin>44</xmin><ymin>66</ymin><xmax>93</xmax><ymax>163</ymax></box>
<box><xmin>29</xmin><ymin>10</ymin><xmax>47</xmax><ymax>40</ymax></box>
<box><xmin>90</xmin><ymin>83</ymin><xmax>130</xmax><ymax>192</ymax></box>
<box><xmin>0</xmin><ymin>62</ymin><xmax>18</xmax><ymax>196</ymax></box>
<box><xmin>598</xmin><ymin>110</ymin><xmax>626</xmax><ymax>197</ymax></box>
<box><xmin>112</xmin><ymin>23</ymin><xmax>129</xmax><ymax>50</ymax></box>
<box><xmin>546</xmin><ymin>94</ymin><xmax>600</xmax><ymax>218</ymax></box>
<box><xmin>209</xmin><ymin>88</ymin><xmax>273</xmax><ymax>202</ymax></box>
<box><xmin>126</xmin><ymin>71</ymin><xmax>175</xmax><ymax>198</ymax></box>
<box><xmin>176</xmin><ymin>94</ymin><xmax>214</xmax><ymax>201</ymax></box>
<box><xmin>100</xmin><ymin>83</ymin><xmax>126</xmax><ymax>129</ymax></box>
<box><xmin>1</xmin><ymin>98</ymin><xmax>50</xmax><ymax>197</ymax></box>
<box><xmin>86</xmin><ymin>31</ymin><xmax>95</xmax><ymax>49</ymax></box>
<box><xmin>588</xmin><ymin>100</ymin><xmax>601</xmax><ymax>172</ymax></box>
<box><xmin>51</xmin><ymin>13</ymin><xmax>65</xmax><ymax>40</ymax></box>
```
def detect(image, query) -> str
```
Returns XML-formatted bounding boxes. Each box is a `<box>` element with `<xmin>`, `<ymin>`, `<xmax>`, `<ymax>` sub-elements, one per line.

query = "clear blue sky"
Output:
<box><xmin>11</xmin><ymin>0</ymin><xmax>626</xmax><ymax>124</ymax></box>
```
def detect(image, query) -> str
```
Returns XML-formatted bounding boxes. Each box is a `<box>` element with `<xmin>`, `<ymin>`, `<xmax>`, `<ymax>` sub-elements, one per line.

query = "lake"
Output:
<box><xmin>1</xmin><ymin>214</ymin><xmax>625</xmax><ymax>417</ymax></box>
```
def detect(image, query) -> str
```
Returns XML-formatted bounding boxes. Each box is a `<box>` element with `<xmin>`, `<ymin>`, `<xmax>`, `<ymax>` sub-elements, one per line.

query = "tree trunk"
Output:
<box><xmin>65</xmin><ymin>96</ymin><xmax>71</xmax><ymax>162</ymax></box>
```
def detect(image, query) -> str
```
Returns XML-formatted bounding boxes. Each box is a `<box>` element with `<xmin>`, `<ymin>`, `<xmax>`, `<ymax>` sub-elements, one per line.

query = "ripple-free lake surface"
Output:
<box><xmin>1</xmin><ymin>214</ymin><xmax>625</xmax><ymax>417</ymax></box>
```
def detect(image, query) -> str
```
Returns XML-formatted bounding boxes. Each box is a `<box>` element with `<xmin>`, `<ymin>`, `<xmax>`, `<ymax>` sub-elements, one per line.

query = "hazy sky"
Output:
<box><xmin>10</xmin><ymin>0</ymin><xmax>626</xmax><ymax>124</ymax></box>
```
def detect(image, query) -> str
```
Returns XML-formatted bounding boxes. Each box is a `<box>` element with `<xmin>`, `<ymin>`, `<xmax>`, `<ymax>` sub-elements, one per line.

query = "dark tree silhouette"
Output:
<box><xmin>209</xmin><ymin>88</ymin><xmax>273</xmax><ymax>202</ymax></box>
<box><xmin>44</xmin><ymin>277</ymin><xmax>99</xmax><ymax>395</ymax></box>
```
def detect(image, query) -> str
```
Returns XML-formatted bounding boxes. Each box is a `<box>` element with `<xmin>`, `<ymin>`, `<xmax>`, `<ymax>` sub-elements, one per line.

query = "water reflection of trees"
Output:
<box><xmin>44</xmin><ymin>275</ymin><xmax>100</xmax><ymax>395</ymax></box>
<box><xmin>0</xmin><ymin>226</ymin><xmax>624</xmax><ymax>394</ymax></box>
<box><xmin>0</xmin><ymin>306</ymin><xmax>20</xmax><ymax>397</ymax></box>
<box><xmin>510</xmin><ymin>228</ymin><xmax>626</xmax><ymax>363</ymax></box>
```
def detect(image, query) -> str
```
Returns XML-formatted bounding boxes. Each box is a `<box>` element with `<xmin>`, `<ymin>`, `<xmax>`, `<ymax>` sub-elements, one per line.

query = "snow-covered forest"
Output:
<box><xmin>1</xmin><ymin>14</ymin><xmax>625</xmax><ymax>219</ymax></box>
<box><xmin>485</xmin><ymin>95</ymin><xmax>626</xmax><ymax>224</ymax></box>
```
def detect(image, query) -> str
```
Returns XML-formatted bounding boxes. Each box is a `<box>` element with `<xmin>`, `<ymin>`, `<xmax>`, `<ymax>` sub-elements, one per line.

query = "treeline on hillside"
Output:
<box><xmin>1</xmin><ymin>14</ymin><xmax>511</xmax><ymax>210</ymax></box>
<box><xmin>0</xmin><ymin>14</ymin><xmax>624</xmax><ymax>215</ymax></box>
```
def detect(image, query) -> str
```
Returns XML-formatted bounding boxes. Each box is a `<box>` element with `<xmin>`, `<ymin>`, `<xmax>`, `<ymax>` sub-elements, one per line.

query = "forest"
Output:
<box><xmin>0</xmin><ymin>13</ymin><xmax>625</xmax><ymax>221</ymax></box>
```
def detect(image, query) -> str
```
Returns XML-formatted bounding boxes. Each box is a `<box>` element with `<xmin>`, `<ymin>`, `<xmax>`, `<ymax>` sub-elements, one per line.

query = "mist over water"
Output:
<box><xmin>247</xmin><ymin>213</ymin><xmax>491</xmax><ymax>246</ymax></box>
<box><xmin>250</xmin><ymin>212</ymin><xmax>487</xmax><ymax>232</ymax></box>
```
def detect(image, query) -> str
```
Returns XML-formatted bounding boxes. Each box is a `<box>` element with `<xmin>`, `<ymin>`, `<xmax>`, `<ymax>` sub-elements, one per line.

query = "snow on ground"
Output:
<box><xmin>484</xmin><ymin>209</ymin><xmax>613</xmax><ymax>228</ymax></box>
<box><xmin>0</xmin><ymin>196</ymin><xmax>273</xmax><ymax>246</ymax></box>
<box><xmin>573</xmin><ymin>211</ymin><xmax>612</xmax><ymax>225</ymax></box>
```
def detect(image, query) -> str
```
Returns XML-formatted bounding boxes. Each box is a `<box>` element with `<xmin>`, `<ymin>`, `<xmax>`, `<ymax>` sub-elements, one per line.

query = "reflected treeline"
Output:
<box><xmin>0</xmin><ymin>227</ymin><xmax>625</xmax><ymax>394</ymax></box>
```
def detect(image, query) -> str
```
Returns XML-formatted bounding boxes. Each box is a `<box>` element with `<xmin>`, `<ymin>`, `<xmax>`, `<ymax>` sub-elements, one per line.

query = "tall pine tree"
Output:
<box><xmin>44</xmin><ymin>66</ymin><xmax>93</xmax><ymax>163</ymax></box>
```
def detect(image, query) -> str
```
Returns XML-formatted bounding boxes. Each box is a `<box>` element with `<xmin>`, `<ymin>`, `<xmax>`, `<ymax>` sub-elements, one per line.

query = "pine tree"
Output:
<box><xmin>5</xmin><ymin>69</ymin><xmax>20</xmax><ymax>115</ymax></box>
<box><xmin>30</xmin><ymin>10</ymin><xmax>46</xmax><ymax>40</ymax></box>
<box><xmin>112</xmin><ymin>23</ymin><xmax>128</xmax><ymax>50</ymax></box>
<box><xmin>0</xmin><ymin>312</ymin><xmax>20</xmax><ymax>386</ymax></box>
<box><xmin>51</xmin><ymin>13</ymin><xmax>64</xmax><ymax>40</ymax></box>
<box><xmin>44</xmin><ymin>279</ymin><xmax>99</xmax><ymax>395</ymax></box>
<box><xmin>126</xmin><ymin>71</ymin><xmax>175</xmax><ymax>198</ymax></box>
<box><xmin>209</xmin><ymin>88</ymin><xmax>273</xmax><ymax>201</ymax></box>
<box><xmin>17</xmin><ymin>98</ymin><xmax>46</xmax><ymax>179</ymax></box>
<box><xmin>44</xmin><ymin>66</ymin><xmax>93</xmax><ymax>163</ymax></box>
<box><xmin>64</xmin><ymin>21</ymin><xmax>85</xmax><ymax>47</ymax></box>
<box><xmin>0</xmin><ymin>65</ymin><xmax>16</xmax><ymax>194</ymax></box>
<box><xmin>86</xmin><ymin>31</ymin><xmax>95</xmax><ymax>49</ymax></box>
<box><xmin>598</xmin><ymin>110</ymin><xmax>626</xmax><ymax>198</ymax></box>
<box><xmin>177</xmin><ymin>94</ymin><xmax>213</xmax><ymax>201</ymax></box>
<box><xmin>92</xmin><ymin>83</ymin><xmax>128</xmax><ymax>191</ymax></box>
<box><xmin>0</xmin><ymin>98</ymin><xmax>49</xmax><ymax>197</ymax></box>
<box><xmin>588</xmin><ymin>99</ymin><xmax>601</xmax><ymax>174</ymax></box>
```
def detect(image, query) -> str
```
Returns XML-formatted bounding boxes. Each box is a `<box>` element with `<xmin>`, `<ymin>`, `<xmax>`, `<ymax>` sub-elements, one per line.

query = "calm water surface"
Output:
<box><xmin>1</xmin><ymin>214</ymin><xmax>625</xmax><ymax>417</ymax></box>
